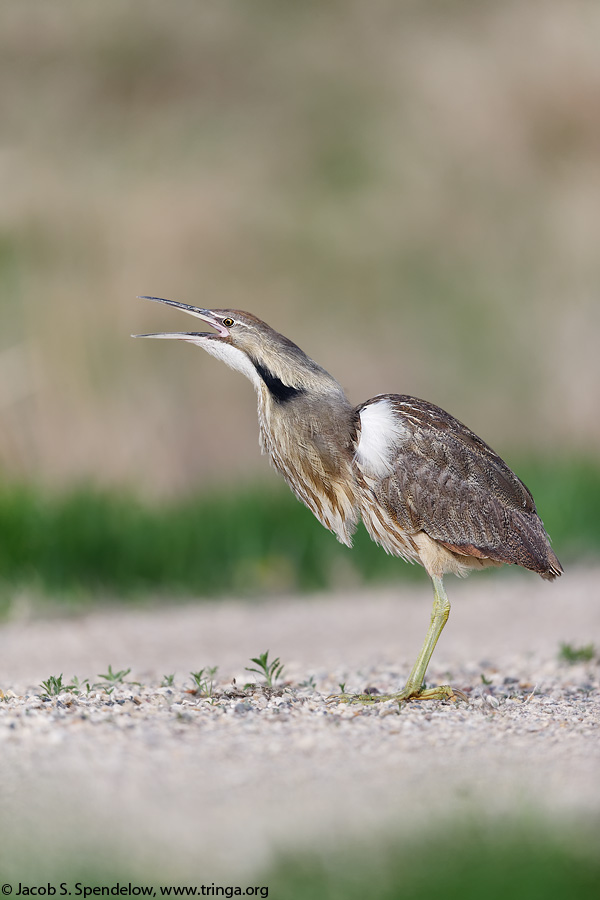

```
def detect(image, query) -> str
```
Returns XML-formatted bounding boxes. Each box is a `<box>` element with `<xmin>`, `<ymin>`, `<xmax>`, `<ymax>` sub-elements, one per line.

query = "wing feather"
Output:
<box><xmin>353</xmin><ymin>394</ymin><xmax>562</xmax><ymax>578</ymax></box>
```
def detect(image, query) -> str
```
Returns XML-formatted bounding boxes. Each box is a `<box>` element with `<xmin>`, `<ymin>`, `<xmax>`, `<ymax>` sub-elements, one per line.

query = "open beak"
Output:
<box><xmin>132</xmin><ymin>296</ymin><xmax>229</xmax><ymax>341</ymax></box>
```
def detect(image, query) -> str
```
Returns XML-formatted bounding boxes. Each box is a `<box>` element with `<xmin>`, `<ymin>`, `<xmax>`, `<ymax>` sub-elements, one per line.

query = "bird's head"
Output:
<box><xmin>133</xmin><ymin>296</ymin><xmax>344</xmax><ymax>401</ymax></box>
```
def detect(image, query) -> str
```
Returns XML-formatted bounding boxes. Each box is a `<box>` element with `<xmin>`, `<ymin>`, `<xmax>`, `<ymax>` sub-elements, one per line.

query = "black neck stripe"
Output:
<box><xmin>253</xmin><ymin>361</ymin><xmax>304</xmax><ymax>403</ymax></box>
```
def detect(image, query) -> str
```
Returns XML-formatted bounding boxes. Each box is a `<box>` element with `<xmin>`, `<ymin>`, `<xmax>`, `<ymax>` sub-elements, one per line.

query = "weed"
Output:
<box><xmin>245</xmin><ymin>651</ymin><xmax>285</xmax><ymax>688</ymax></box>
<box><xmin>338</xmin><ymin>682</ymin><xmax>347</xmax><ymax>694</ymax></box>
<box><xmin>558</xmin><ymin>642</ymin><xmax>596</xmax><ymax>664</ymax></box>
<box><xmin>190</xmin><ymin>666</ymin><xmax>218</xmax><ymax>697</ymax></box>
<box><xmin>481</xmin><ymin>673</ymin><xmax>493</xmax><ymax>685</ymax></box>
<box><xmin>40</xmin><ymin>674</ymin><xmax>73</xmax><ymax>697</ymax></box>
<box><xmin>97</xmin><ymin>665</ymin><xmax>132</xmax><ymax>685</ymax></box>
<box><xmin>299</xmin><ymin>675</ymin><xmax>317</xmax><ymax>690</ymax></box>
<box><xmin>161</xmin><ymin>673</ymin><xmax>175</xmax><ymax>687</ymax></box>
<box><xmin>69</xmin><ymin>675</ymin><xmax>92</xmax><ymax>694</ymax></box>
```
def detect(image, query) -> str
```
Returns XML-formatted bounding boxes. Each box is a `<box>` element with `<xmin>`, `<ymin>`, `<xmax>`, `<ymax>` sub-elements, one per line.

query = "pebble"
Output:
<box><xmin>0</xmin><ymin>657</ymin><xmax>598</xmax><ymax>766</ymax></box>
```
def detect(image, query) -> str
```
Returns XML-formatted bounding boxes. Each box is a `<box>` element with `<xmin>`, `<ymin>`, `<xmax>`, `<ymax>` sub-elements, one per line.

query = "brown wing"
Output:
<box><xmin>354</xmin><ymin>394</ymin><xmax>562</xmax><ymax>579</ymax></box>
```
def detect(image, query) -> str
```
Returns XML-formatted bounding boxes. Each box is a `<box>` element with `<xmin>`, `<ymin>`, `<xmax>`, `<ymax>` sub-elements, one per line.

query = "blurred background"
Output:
<box><xmin>1</xmin><ymin>3</ymin><xmax>600</xmax><ymax>895</ymax></box>
<box><xmin>1</xmin><ymin>0</ymin><xmax>599</xmax><ymax>600</ymax></box>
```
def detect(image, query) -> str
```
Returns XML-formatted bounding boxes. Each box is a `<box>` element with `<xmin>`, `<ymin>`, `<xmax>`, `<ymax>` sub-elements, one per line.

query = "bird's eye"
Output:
<box><xmin>222</xmin><ymin>317</ymin><xmax>235</xmax><ymax>327</ymax></box>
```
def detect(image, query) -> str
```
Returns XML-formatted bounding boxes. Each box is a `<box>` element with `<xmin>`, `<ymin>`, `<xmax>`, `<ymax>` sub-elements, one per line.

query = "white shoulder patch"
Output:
<box><xmin>354</xmin><ymin>398</ymin><xmax>411</xmax><ymax>478</ymax></box>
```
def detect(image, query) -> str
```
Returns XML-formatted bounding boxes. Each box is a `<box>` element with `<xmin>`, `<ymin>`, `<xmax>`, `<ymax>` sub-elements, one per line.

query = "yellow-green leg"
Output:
<box><xmin>394</xmin><ymin>575</ymin><xmax>454</xmax><ymax>701</ymax></box>
<box><xmin>334</xmin><ymin>576</ymin><xmax>466</xmax><ymax>705</ymax></box>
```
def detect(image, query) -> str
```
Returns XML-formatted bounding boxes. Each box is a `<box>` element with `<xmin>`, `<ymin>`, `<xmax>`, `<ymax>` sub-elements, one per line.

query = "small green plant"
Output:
<box><xmin>97</xmin><ymin>665</ymin><xmax>132</xmax><ymax>685</ymax></box>
<box><xmin>338</xmin><ymin>682</ymin><xmax>347</xmax><ymax>694</ymax></box>
<box><xmin>190</xmin><ymin>666</ymin><xmax>218</xmax><ymax>696</ymax></box>
<box><xmin>161</xmin><ymin>673</ymin><xmax>175</xmax><ymax>687</ymax></box>
<box><xmin>245</xmin><ymin>650</ymin><xmax>285</xmax><ymax>688</ymax></box>
<box><xmin>481</xmin><ymin>673</ymin><xmax>493</xmax><ymax>685</ymax></box>
<box><xmin>299</xmin><ymin>675</ymin><xmax>317</xmax><ymax>689</ymax></box>
<box><xmin>69</xmin><ymin>675</ymin><xmax>92</xmax><ymax>694</ymax></box>
<box><xmin>40</xmin><ymin>674</ymin><xmax>74</xmax><ymax>696</ymax></box>
<box><xmin>558</xmin><ymin>642</ymin><xmax>596</xmax><ymax>664</ymax></box>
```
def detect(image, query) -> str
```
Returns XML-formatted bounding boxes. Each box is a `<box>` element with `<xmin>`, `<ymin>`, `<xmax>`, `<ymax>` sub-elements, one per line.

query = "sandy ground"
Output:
<box><xmin>0</xmin><ymin>567</ymin><xmax>599</xmax><ymax>882</ymax></box>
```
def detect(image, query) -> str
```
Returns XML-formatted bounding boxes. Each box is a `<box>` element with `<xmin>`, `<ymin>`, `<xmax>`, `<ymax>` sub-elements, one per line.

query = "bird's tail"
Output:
<box><xmin>509</xmin><ymin>509</ymin><xmax>563</xmax><ymax>580</ymax></box>
<box><xmin>540</xmin><ymin>546</ymin><xmax>563</xmax><ymax>581</ymax></box>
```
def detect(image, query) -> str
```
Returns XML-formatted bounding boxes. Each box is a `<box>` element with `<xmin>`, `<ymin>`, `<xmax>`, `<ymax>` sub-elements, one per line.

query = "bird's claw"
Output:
<box><xmin>327</xmin><ymin>684</ymin><xmax>469</xmax><ymax>706</ymax></box>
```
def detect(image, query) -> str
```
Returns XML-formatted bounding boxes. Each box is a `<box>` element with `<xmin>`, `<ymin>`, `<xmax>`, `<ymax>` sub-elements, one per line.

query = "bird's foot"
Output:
<box><xmin>395</xmin><ymin>683</ymin><xmax>469</xmax><ymax>704</ymax></box>
<box><xmin>329</xmin><ymin>684</ymin><xmax>468</xmax><ymax>705</ymax></box>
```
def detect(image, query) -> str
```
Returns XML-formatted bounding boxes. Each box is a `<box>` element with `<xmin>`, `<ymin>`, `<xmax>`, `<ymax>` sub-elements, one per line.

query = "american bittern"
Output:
<box><xmin>134</xmin><ymin>297</ymin><xmax>562</xmax><ymax>703</ymax></box>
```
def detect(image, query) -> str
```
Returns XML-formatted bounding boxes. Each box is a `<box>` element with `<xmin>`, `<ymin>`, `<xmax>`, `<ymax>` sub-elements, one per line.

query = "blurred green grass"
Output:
<box><xmin>267</xmin><ymin>820</ymin><xmax>600</xmax><ymax>900</ymax></box>
<box><xmin>0</xmin><ymin>457</ymin><xmax>596</xmax><ymax>611</ymax></box>
<box><xmin>1</xmin><ymin>815</ymin><xmax>598</xmax><ymax>899</ymax></box>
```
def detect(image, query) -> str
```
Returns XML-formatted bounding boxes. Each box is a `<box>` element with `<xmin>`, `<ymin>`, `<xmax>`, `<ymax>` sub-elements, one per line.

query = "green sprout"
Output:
<box><xmin>245</xmin><ymin>651</ymin><xmax>285</xmax><ymax>688</ymax></box>
<box><xmin>69</xmin><ymin>675</ymin><xmax>92</xmax><ymax>694</ymax></box>
<box><xmin>97</xmin><ymin>665</ymin><xmax>132</xmax><ymax>685</ymax></box>
<box><xmin>558</xmin><ymin>643</ymin><xmax>596</xmax><ymax>664</ymax></box>
<box><xmin>40</xmin><ymin>674</ymin><xmax>76</xmax><ymax>697</ymax></box>
<box><xmin>190</xmin><ymin>666</ymin><xmax>218</xmax><ymax>697</ymax></box>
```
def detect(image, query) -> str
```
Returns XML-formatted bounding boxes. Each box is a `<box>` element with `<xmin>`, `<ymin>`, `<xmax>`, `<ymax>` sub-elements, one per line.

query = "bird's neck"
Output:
<box><xmin>256</xmin><ymin>387</ymin><xmax>360</xmax><ymax>547</ymax></box>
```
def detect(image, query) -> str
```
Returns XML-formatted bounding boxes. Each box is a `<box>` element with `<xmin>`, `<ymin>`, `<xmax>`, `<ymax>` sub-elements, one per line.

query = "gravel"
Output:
<box><xmin>0</xmin><ymin>567</ymin><xmax>599</xmax><ymax>880</ymax></box>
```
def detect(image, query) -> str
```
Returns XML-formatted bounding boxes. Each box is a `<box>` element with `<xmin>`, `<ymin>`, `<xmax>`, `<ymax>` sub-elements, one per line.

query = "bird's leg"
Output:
<box><xmin>333</xmin><ymin>576</ymin><xmax>466</xmax><ymax>705</ymax></box>
<box><xmin>393</xmin><ymin>575</ymin><xmax>456</xmax><ymax>702</ymax></box>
